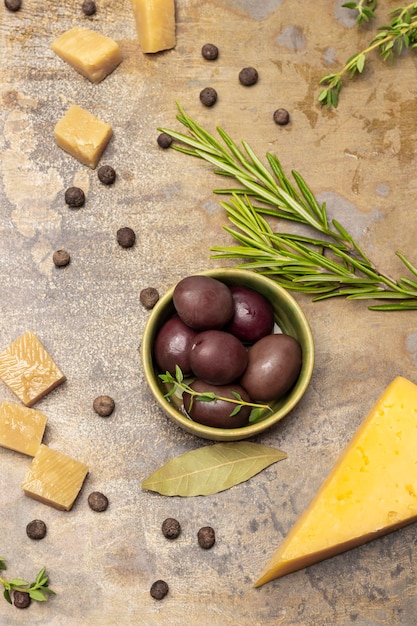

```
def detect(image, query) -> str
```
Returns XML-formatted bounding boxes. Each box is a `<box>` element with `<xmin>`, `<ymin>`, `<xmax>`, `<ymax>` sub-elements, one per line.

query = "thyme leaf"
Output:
<box><xmin>0</xmin><ymin>558</ymin><xmax>55</xmax><ymax>605</ymax></box>
<box><xmin>320</xmin><ymin>2</ymin><xmax>417</xmax><ymax>108</ymax></box>
<box><xmin>159</xmin><ymin>368</ymin><xmax>272</xmax><ymax>422</ymax></box>
<box><xmin>159</xmin><ymin>104</ymin><xmax>417</xmax><ymax>310</ymax></box>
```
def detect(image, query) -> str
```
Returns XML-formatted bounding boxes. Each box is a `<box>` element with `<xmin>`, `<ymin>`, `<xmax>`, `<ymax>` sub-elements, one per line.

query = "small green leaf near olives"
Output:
<box><xmin>173</xmin><ymin>275</ymin><xmax>234</xmax><ymax>330</ymax></box>
<box><xmin>183</xmin><ymin>379</ymin><xmax>251</xmax><ymax>428</ymax></box>
<box><xmin>240</xmin><ymin>334</ymin><xmax>302</xmax><ymax>402</ymax></box>
<box><xmin>154</xmin><ymin>316</ymin><xmax>198</xmax><ymax>375</ymax></box>
<box><xmin>226</xmin><ymin>285</ymin><xmax>274</xmax><ymax>343</ymax></box>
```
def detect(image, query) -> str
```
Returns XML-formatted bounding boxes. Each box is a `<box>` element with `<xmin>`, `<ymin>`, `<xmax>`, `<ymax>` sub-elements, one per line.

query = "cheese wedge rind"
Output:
<box><xmin>254</xmin><ymin>376</ymin><xmax>417</xmax><ymax>586</ymax></box>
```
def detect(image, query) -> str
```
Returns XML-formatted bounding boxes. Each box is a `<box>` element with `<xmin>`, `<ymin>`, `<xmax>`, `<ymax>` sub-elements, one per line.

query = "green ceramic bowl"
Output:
<box><xmin>141</xmin><ymin>268</ymin><xmax>314</xmax><ymax>442</ymax></box>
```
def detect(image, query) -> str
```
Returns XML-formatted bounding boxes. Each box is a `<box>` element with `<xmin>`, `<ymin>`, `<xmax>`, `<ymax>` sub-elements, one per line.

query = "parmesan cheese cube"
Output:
<box><xmin>22</xmin><ymin>444</ymin><xmax>89</xmax><ymax>511</ymax></box>
<box><xmin>0</xmin><ymin>331</ymin><xmax>66</xmax><ymax>407</ymax></box>
<box><xmin>131</xmin><ymin>0</ymin><xmax>176</xmax><ymax>53</ymax></box>
<box><xmin>54</xmin><ymin>104</ymin><xmax>113</xmax><ymax>169</ymax></box>
<box><xmin>0</xmin><ymin>401</ymin><xmax>47</xmax><ymax>456</ymax></box>
<box><xmin>51</xmin><ymin>27</ymin><xmax>123</xmax><ymax>83</ymax></box>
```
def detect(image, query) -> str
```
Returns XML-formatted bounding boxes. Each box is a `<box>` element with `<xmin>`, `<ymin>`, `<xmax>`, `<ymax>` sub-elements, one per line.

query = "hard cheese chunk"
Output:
<box><xmin>22</xmin><ymin>444</ymin><xmax>89</xmax><ymax>511</ymax></box>
<box><xmin>255</xmin><ymin>376</ymin><xmax>417</xmax><ymax>586</ymax></box>
<box><xmin>0</xmin><ymin>401</ymin><xmax>47</xmax><ymax>456</ymax></box>
<box><xmin>54</xmin><ymin>104</ymin><xmax>113</xmax><ymax>169</ymax></box>
<box><xmin>0</xmin><ymin>331</ymin><xmax>66</xmax><ymax>407</ymax></box>
<box><xmin>51</xmin><ymin>27</ymin><xmax>122</xmax><ymax>83</ymax></box>
<box><xmin>131</xmin><ymin>0</ymin><xmax>176</xmax><ymax>53</ymax></box>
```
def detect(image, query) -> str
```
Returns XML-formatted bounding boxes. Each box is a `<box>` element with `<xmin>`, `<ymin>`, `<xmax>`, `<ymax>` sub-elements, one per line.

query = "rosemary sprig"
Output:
<box><xmin>159</xmin><ymin>104</ymin><xmax>417</xmax><ymax>310</ymax></box>
<box><xmin>0</xmin><ymin>557</ymin><xmax>55</xmax><ymax>605</ymax></box>
<box><xmin>319</xmin><ymin>3</ymin><xmax>417</xmax><ymax>108</ymax></box>
<box><xmin>159</xmin><ymin>366</ymin><xmax>272</xmax><ymax>424</ymax></box>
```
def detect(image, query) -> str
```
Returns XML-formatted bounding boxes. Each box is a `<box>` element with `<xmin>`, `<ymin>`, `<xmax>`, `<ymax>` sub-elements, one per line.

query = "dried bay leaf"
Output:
<box><xmin>142</xmin><ymin>442</ymin><xmax>287</xmax><ymax>496</ymax></box>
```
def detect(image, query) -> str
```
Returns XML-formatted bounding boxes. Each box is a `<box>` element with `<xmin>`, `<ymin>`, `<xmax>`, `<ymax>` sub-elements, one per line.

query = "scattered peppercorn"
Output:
<box><xmin>88</xmin><ymin>491</ymin><xmax>109</xmax><ymax>512</ymax></box>
<box><xmin>162</xmin><ymin>517</ymin><xmax>181</xmax><ymax>540</ymax></box>
<box><xmin>93</xmin><ymin>395</ymin><xmax>115</xmax><ymax>417</ymax></box>
<box><xmin>81</xmin><ymin>0</ymin><xmax>96</xmax><ymax>15</ymax></box>
<box><xmin>197</xmin><ymin>526</ymin><xmax>215</xmax><ymax>549</ymax></box>
<box><xmin>201</xmin><ymin>43</ymin><xmax>219</xmax><ymax>60</ymax></box>
<box><xmin>97</xmin><ymin>164</ymin><xmax>116</xmax><ymax>185</ymax></box>
<box><xmin>4</xmin><ymin>0</ymin><xmax>21</xmax><ymax>11</ymax></box>
<box><xmin>140</xmin><ymin>287</ymin><xmax>159</xmax><ymax>309</ymax></box>
<box><xmin>273</xmin><ymin>108</ymin><xmax>290</xmax><ymax>126</ymax></box>
<box><xmin>117</xmin><ymin>226</ymin><xmax>136</xmax><ymax>248</ymax></box>
<box><xmin>150</xmin><ymin>580</ymin><xmax>169</xmax><ymax>600</ymax></box>
<box><xmin>238</xmin><ymin>67</ymin><xmax>258</xmax><ymax>86</ymax></box>
<box><xmin>200</xmin><ymin>87</ymin><xmax>217</xmax><ymax>107</ymax></box>
<box><xmin>13</xmin><ymin>591</ymin><xmax>31</xmax><ymax>609</ymax></box>
<box><xmin>26</xmin><ymin>519</ymin><xmax>47</xmax><ymax>540</ymax></box>
<box><xmin>157</xmin><ymin>132</ymin><xmax>173</xmax><ymax>149</ymax></box>
<box><xmin>64</xmin><ymin>186</ymin><xmax>85</xmax><ymax>208</ymax></box>
<box><xmin>53</xmin><ymin>249</ymin><xmax>70</xmax><ymax>267</ymax></box>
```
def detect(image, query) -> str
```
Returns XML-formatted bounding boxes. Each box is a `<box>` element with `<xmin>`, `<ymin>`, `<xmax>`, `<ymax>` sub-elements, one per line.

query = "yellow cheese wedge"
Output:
<box><xmin>54</xmin><ymin>104</ymin><xmax>113</xmax><ymax>169</ymax></box>
<box><xmin>0</xmin><ymin>401</ymin><xmax>47</xmax><ymax>456</ymax></box>
<box><xmin>254</xmin><ymin>376</ymin><xmax>417</xmax><ymax>586</ymax></box>
<box><xmin>51</xmin><ymin>27</ymin><xmax>122</xmax><ymax>83</ymax></box>
<box><xmin>131</xmin><ymin>0</ymin><xmax>176</xmax><ymax>53</ymax></box>
<box><xmin>0</xmin><ymin>331</ymin><xmax>66</xmax><ymax>407</ymax></box>
<box><xmin>21</xmin><ymin>444</ymin><xmax>89</xmax><ymax>511</ymax></box>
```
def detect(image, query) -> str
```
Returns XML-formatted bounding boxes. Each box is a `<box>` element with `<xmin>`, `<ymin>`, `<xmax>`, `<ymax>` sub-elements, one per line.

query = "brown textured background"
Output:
<box><xmin>1</xmin><ymin>1</ymin><xmax>417</xmax><ymax>624</ymax></box>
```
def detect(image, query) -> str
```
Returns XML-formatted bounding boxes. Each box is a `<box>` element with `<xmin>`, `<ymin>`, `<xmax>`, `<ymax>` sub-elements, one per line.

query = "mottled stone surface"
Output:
<box><xmin>1</xmin><ymin>1</ymin><xmax>417</xmax><ymax>624</ymax></box>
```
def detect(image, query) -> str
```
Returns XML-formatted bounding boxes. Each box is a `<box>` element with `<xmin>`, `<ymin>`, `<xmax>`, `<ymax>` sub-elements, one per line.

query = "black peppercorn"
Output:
<box><xmin>273</xmin><ymin>108</ymin><xmax>290</xmax><ymax>126</ymax></box>
<box><xmin>238</xmin><ymin>67</ymin><xmax>258</xmax><ymax>86</ymax></box>
<box><xmin>117</xmin><ymin>226</ymin><xmax>136</xmax><ymax>248</ymax></box>
<box><xmin>199</xmin><ymin>87</ymin><xmax>217</xmax><ymax>107</ymax></box>
<box><xmin>162</xmin><ymin>517</ymin><xmax>181</xmax><ymax>539</ymax></box>
<box><xmin>93</xmin><ymin>395</ymin><xmax>115</xmax><ymax>417</ymax></box>
<box><xmin>5</xmin><ymin>0</ymin><xmax>22</xmax><ymax>11</ymax></box>
<box><xmin>26</xmin><ymin>519</ymin><xmax>47</xmax><ymax>540</ymax></box>
<box><xmin>64</xmin><ymin>186</ymin><xmax>85</xmax><ymax>208</ymax></box>
<box><xmin>140</xmin><ymin>287</ymin><xmax>159</xmax><ymax>309</ymax></box>
<box><xmin>197</xmin><ymin>526</ymin><xmax>215</xmax><ymax>549</ymax></box>
<box><xmin>157</xmin><ymin>132</ymin><xmax>173</xmax><ymax>149</ymax></box>
<box><xmin>97</xmin><ymin>165</ymin><xmax>116</xmax><ymax>185</ymax></box>
<box><xmin>88</xmin><ymin>491</ymin><xmax>109</xmax><ymax>512</ymax></box>
<box><xmin>13</xmin><ymin>591</ymin><xmax>31</xmax><ymax>609</ymax></box>
<box><xmin>201</xmin><ymin>43</ymin><xmax>219</xmax><ymax>61</ymax></box>
<box><xmin>81</xmin><ymin>0</ymin><xmax>96</xmax><ymax>15</ymax></box>
<box><xmin>53</xmin><ymin>250</ymin><xmax>70</xmax><ymax>267</ymax></box>
<box><xmin>150</xmin><ymin>580</ymin><xmax>169</xmax><ymax>600</ymax></box>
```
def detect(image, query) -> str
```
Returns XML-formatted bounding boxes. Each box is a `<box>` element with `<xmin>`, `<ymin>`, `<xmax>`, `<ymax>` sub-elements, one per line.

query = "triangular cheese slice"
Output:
<box><xmin>254</xmin><ymin>376</ymin><xmax>417</xmax><ymax>586</ymax></box>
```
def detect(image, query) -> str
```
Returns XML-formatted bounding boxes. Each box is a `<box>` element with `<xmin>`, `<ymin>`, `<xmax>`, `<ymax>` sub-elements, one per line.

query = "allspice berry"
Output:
<box><xmin>201</xmin><ymin>43</ymin><xmax>219</xmax><ymax>60</ymax></box>
<box><xmin>150</xmin><ymin>580</ymin><xmax>169</xmax><ymax>600</ymax></box>
<box><xmin>140</xmin><ymin>287</ymin><xmax>159</xmax><ymax>309</ymax></box>
<box><xmin>199</xmin><ymin>87</ymin><xmax>217</xmax><ymax>107</ymax></box>
<box><xmin>197</xmin><ymin>526</ymin><xmax>216</xmax><ymax>549</ymax></box>
<box><xmin>88</xmin><ymin>491</ymin><xmax>109</xmax><ymax>512</ymax></box>
<box><xmin>53</xmin><ymin>250</ymin><xmax>70</xmax><ymax>267</ymax></box>
<box><xmin>5</xmin><ymin>0</ymin><xmax>22</xmax><ymax>11</ymax></box>
<box><xmin>97</xmin><ymin>165</ymin><xmax>116</xmax><ymax>185</ymax></box>
<box><xmin>238</xmin><ymin>67</ymin><xmax>258</xmax><ymax>86</ymax></box>
<box><xmin>157</xmin><ymin>133</ymin><xmax>173</xmax><ymax>149</ymax></box>
<box><xmin>93</xmin><ymin>395</ymin><xmax>115</xmax><ymax>417</ymax></box>
<box><xmin>64</xmin><ymin>186</ymin><xmax>85</xmax><ymax>208</ymax></box>
<box><xmin>273</xmin><ymin>108</ymin><xmax>290</xmax><ymax>126</ymax></box>
<box><xmin>162</xmin><ymin>517</ymin><xmax>181</xmax><ymax>539</ymax></box>
<box><xmin>117</xmin><ymin>227</ymin><xmax>136</xmax><ymax>248</ymax></box>
<box><xmin>81</xmin><ymin>0</ymin><xmax>96</xmax><ymax>15</ymax></box>
<box><xmin>13</xmin><ymin>591</ymin><xmax>31</xmax><ymax>609</ymax></box>
<box><xmin>26</xmin><ymin>519</ymin><xmax>47</xmax><ymax>540</ymax></box>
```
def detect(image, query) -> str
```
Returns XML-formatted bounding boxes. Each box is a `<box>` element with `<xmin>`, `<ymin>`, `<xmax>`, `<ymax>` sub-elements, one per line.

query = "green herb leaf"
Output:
<box><xmin>142</xmin><ymin>442</ymin><xmax>287</xmax><ymax>496</ymax></box>
<box><xmin>8</xmin><ymin>578</ymin><xmax>29</xmax><ymax>586</ymax></box>
<box><xmin>3</xmin><ymin>588</ymin><xmax>11</xmax><ymax>604</ymax></box>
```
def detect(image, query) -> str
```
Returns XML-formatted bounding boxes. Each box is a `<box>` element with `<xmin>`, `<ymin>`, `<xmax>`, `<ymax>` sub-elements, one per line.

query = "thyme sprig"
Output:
<box><xmin>160</xmin><ymin>366</ymin><xmax>272</xmax><ymax>424</ymax></box>
<box><xmin>0</xmin><ymin>557</ymin><xmax>55</xmax><ymax>605</ymax></box>
<box><xmin>319</xmin><ymin>3</ymin><xmax>417</xmax><ymax>108</ymax></box>
<box><xmin>343</xmin><ymin>0</ymin><xmax>377</xmax><ymax>25</ymax></box>
<box><xmin>159</xmin><ymin>104</ymin><xmax>417</xmax><ymax>310</ymax></box>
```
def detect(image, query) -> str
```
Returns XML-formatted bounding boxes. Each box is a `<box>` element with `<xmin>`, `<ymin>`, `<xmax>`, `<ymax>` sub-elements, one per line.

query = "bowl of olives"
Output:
<box><xmin>141</xmin><ymin>268</ymin><xmax>314</xmax><ymax>441</ymax></box>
